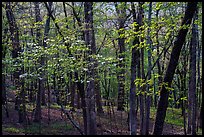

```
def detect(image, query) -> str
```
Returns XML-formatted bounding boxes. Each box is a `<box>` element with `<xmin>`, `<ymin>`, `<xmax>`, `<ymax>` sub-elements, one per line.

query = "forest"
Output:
<box><xmin>1</xmin><ymin>2</ymin><xmax>202</xmax><ymax>135</ymax></box>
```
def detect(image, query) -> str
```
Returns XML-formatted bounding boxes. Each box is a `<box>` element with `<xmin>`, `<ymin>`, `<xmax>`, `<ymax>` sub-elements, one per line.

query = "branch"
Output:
<box><xmin>60</xmin><ymin>105</ymin><xmax>84</xmax><ymax>135</ymax></box>
<box><xmin>44</xmin><ymin>2</ymin><xmax>72</xmax><ymax>55</ymax></box>
<box><xmin>144</xmin><ymin>36</ymin><xmax>174</xmax><ymax>80</ymax></box>
<box><xmin>96</xmin><ymin>32</ymin><xmax>108</xmax><ymax>54</ymax></box>
<box><xmin>66</xmin><ymin>2</ymin><xmax>82</xmax><ymax>27</ymax></box>
<box><xmin>44</xmin><ymin>2</ymin><xmax>63</xmax><ymax>38</ymax></box>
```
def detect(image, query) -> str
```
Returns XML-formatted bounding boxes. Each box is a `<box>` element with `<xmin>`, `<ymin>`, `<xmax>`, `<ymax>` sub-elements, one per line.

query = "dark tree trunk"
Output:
<box><xmin>129</xmin><ymin>2</ymin><xmax>139</xmax><ymax>135</ymax></box>
<box><xmin>199</xmin><ymin>102</ymin><xmax>202</xmax><ymax>128</ymax></box>
<box><xmin>114</xmin><ymin>2</ymin><xmax>127</xmax><ymax>111</ymax></box>
<box><xmin>137</xmin><ymin>2</ymin><xmax>145</xmax><ymax>135</ymax></box>
<box><xmin>95</xmin><ymin>70</ymin><xmax>104</xmax><ymax>114</ymax></box>
<box><xmin>5</xmin><ymin>2</ymin><xmax>21</xmax><ymax>81</ymax></box>
<box><xmin>155</xmin><ymin>9</ymin><xmax>162</xmax><ymax>108</ymax></box>
<box><xmin>153</xmin><ymin>2</ymin><xmax>197</xmax><ymax>135</ymax></box>
<box><xmin>84</xmin><ymin>2</ymin><xmax>97</xmax><ymax>135</ymax></box>
<box><xmin>75</xmin><ymin>72</ymin><xmax>87</xmax><ymax>135</ymax></box>
<box><xmin>145</xmin><ymin>2</ymin><xmax>152</xmax><ymax>135</ymax></box>
<box><xmin>5</xmin><ymin>2</ymin><xmax>21</xmax><ymax>120</ymax></box>
<box><xmin>63</xmin><ymin>2</ymin><xmax>69</xmax><ymax>29</ymax></box>
<box><xmin>2</xmin><ymin>26</ymin><xmax>8</xmax><ymax>111</ymax></box>
<box><xmin>33</xmin><ymin>2</ymin><xmax>43</xmax><ymax>122</ymax></box>
<box><xmin>187</xmin><ymin>10</ymin><xmax>197</xmax><ymax>135</ymax></box>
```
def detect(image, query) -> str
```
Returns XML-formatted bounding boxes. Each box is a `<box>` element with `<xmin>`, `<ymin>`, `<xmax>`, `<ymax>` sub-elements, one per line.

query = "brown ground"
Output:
<box><xmin>2</xmin><ymin>98</ymin><xmax>184</xmax><ymax>135</ymax></box>
<box><xmin>2</xmin><ymin>77</ymin><xmax>184</xmax><ymax>135</ymax></box>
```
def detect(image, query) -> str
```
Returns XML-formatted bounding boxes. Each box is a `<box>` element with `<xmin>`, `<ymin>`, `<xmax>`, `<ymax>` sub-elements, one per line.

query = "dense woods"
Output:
<box><xmin>2</xmin><ymin>2</ymin><xmax>202</xmax><ymax>135</ymax></box>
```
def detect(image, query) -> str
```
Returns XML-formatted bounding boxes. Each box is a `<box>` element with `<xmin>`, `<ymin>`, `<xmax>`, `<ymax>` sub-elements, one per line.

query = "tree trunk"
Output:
<box><xmin>145</xmin><ymin>2</ymin><xmax>152</xmax><ymax>135</ymax></box>
<box><xmin>33</xmin><ymin>2</ymin><xmax>43</xmax><ymax>122</ymax></box>
<box><xmin>187</xmin><ymin>10</ymin><xmax>197</xmax><ymax>135</ymax></box>
<box><xmin>114</xmin><ymin>2</ymin><xmax>126</xmax><ymax>111</ymax></box>
<box><xmin>75</xmin><ymin>72</ymin><xmax>87</xmax><ymax>134</ymax></box>
<box><xmin>70</xmin><ymin>73</ymin><xmax>76</xmax><ymax>111</ymax></box>
<box><xmin>137</xmin><ymin>2</ymin><xmax>145</xmax><ymax>135</ymax></box>
<box><xmin>63</xmin><ymin>2</ymin><xmax>69</xmax><ymax>29</ymax></box>
<box><xmin>84</xmin><ymin>2</ymin><xmax>97</xmax><ymax>135</ymax></box>
<box><xmin>34</xmin><ymin>78</ymin><xmax>42</xmax><ymax>122</ymax></box>
<box><xmin>5</xmin><ymin>2</ymin><xmax>21</xmax><ymax>120</ymax></box>
<box><xmin>5</xmin><ymin>2</ymin><xmax>21</xmax><ymax>81</ymax></box>
<box><xmin>153</xmin><ymin>2</ymin><xmax>197</xmax><ymax>135</ymax></box>
<box><xmin>95</xmin><ymin>70</ymin><xmax>104</xmax><ymax>114</ymax></box>
<box><xmin>155</xmin><ymin>10</ymin><xmax>162</xmax><ymax>107</ymax></box>
<box><xmin>129</xmin><ymin>2</ymin><xmax>139</xmax><ymax>135</ymax></box>
<box><xmin>199</xmin><ymin>101</ymin><xmax>202</xmax><ymax>128</ymax></box>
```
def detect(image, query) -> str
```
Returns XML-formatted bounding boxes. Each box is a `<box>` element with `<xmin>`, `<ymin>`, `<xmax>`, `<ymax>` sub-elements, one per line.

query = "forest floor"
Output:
<box><xmin>2</xmin><ymin>91</ymin><xmax>188</xmax><ymax>135</ymax></box>
<box><xmin>2</xmin><ymin>77</ymin><xmax>200</xmax><ymax>135</ymax></box>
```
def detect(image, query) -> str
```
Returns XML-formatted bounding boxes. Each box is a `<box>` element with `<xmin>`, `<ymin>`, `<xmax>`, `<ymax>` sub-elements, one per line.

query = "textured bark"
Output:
<box><xmin>129</xmin><ymin>2</ymin><xmax>139</xmax><ymax>135</ymax></box>
<box><xmin>153</xmin><ymin>2</ymin><xmax>197</xmax><ymax>135</ymax></box>
<box><xmin>114</xmin><ymin>2</ymin><xmax>126</xmax><ymax>111</ymax></box>
<box><xmin>84</xmin><ymin>2</ymin><xmax>97</xmax><ymax>134</ymax></box>
<box><xmin>145</xmin><ymin>2</ymin><xmax>152</xmax><ymax>135</ymax></box>
<box><xmin>187</xmin><ymin>11</ymin><xmax>197</xmax><ymax>135</ymax></box>
<box><xmin>138</xmin><ymin>2</ymin><xmax>145</xmax><ymax>135</ymax></box>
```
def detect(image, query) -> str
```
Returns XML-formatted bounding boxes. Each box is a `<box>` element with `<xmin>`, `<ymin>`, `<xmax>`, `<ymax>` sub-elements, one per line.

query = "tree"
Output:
<box><xmin>153</xmin><ymin>2</ymin><xmax>197</xmax><ymax>135</ymax></box>
<box><xmin>129</xmin><ymin>2</ymin><xmax>139</xmax><ymax>135</ymax></box>
<box><xmin>4</xmin><ymin>2</ymin><xmax>23</xmax><ymax>123</ymax></box>
<box><xmin>84</xmin><ymin>2</ymin><xmax>97</xmax><ymax>135</ymax></box>
<box><xmin>145</xmin><ymin>2</ymin><xmax>153</xmax><ymax>135</ymax></box>
<box><xmin>187</xmin><ymin>9</ymin><xmax>197</xmax><ymax>135</ymax></box>
<box><xmin>114</xmin><ymin>2</ymin><xmax>127</xmax><ymax>111</ymax></box>
<box><xmin>33</xmin><ymin>2</ymin><xmax>43</xmax><ymax>123</ymax></box>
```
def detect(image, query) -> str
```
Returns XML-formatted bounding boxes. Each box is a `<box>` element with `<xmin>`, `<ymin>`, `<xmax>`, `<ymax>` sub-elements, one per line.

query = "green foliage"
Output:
<box><xmin>2</xmin><ymin>2</ymin><xmax>202</xmax><ymax>135</ymax></box>
<box><xmin>150</xmin><ymin>107</ymin><xmax>183</xmax><ymax>126</ymax></box>
<box><xmin>2</xmin><ymin>126</ymin><xmax>24</xmax><ymax>134</ymax></box>
<box><xmin>25</xmin><ymin>122</ymin><xmax>73</xmax><ymax>135</ymax></box>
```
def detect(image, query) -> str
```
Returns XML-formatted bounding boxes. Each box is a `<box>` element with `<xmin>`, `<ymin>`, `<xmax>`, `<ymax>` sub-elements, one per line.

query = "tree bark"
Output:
<box><xmin>129</xmin><ymin>2</ymin><xmax>139</xmax><ymax>135</ymax></box>
<box><xmin>187</xmin><ymin>10</ymin><xmax>197</xmax><ymax>135</ymax></box>
<box><xmin>84</xmin><ymin>2</ymin><xmax>97</xmax><ymax>135</ymax></box>
<box><xmin>114</xmin><ymin>2</ymin><xmax>127</xmax><ymax>111</ymax></box>
<box><xmin>153</xmin><ymin>2</ymin><xmax>197</xmax><ymax>135</ymax></box>
<box><xmin>155</xmin><ymin>9</ymin><xmax>162</xmax><ymax>107</ymax></box>
<box><xmin>145</xmin><ymin>2</ymin><xmax>152</xmax><ymax>135</ymax></box>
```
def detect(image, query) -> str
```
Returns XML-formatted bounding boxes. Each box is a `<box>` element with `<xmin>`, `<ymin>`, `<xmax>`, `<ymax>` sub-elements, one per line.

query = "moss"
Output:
<box><xmin>3</xmin><ymin>126</ymin><xmax>24</xmax><ymax>133</ymax></box>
